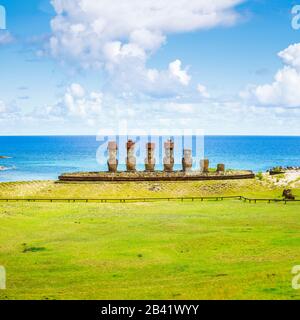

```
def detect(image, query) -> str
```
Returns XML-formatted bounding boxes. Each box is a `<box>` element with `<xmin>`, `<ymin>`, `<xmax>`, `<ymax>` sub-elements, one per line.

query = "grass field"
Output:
<box><xmin>0</xmin><ymin>179</ymin><xmax>299</xmax><ymax>300</ymax></box>
<box><xmin>0</xmin><ymin>177</ymin><xmax>299</xmax><ymax>199</ymax></box>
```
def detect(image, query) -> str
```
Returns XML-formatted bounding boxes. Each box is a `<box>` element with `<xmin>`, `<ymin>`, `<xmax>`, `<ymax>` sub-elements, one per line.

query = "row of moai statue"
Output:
<box><xmin>107</xmin><ymin>139</ymin><xmax>225</xmax><ymax>173</ymax></box>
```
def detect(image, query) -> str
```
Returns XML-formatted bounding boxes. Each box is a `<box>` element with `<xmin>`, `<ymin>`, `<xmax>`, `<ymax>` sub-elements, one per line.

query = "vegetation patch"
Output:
<box><xmin>0</xmin><ymin>200</ymin><xmax>299</xmax><ymax>300</ymax></box>
<box><xmin>22</xmin><ymin>245</ymin><xmax>47</xmax><ymax>253</ymax></box>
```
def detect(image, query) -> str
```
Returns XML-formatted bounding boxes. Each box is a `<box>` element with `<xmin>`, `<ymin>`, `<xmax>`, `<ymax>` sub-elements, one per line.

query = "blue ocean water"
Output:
<box><xmin>0</xmin><ymin>136</ymin><xmax>300</xmax><ymax>182</ymax></box>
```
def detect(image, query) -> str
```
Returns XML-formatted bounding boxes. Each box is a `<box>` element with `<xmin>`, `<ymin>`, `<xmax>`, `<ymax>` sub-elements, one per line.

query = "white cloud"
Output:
<box><xmin>104</xmin><ymin>58</ymin><xmax>193</xmax><ymax>99</ymax></box>
<box><xmin>64</xmin><ymin>85</ymin><xmax>103</xmax><ymax>117</ymax></box>
<box><xmin>0</xmin><ymin>31</ymin><xmax>14</xmax><ymax>45</ymax></box>
<box><xmin>242</xmin><ymin>43</ymin><xmax>300</xmax><ymax>108</ymax></box>
<box><xmin>278</xmin><ymin>43</ymin><xmax>300</xmax><ymax>70</ymax></box>
<box><xmin>49</xmin><ymin>0</ymin><xmax>243</xmax><ymax>66</ymax></box>
<box><xmin>0</xmin><ymin>101</ymin><xmax>7</xmax><ymax>113</ymax></box>
<box><xmin>129</xmin><ymin>29</ymin><xmax>165</xmax><ymax>52</ymax></box>
<box><xmin>142</xmin><ymin>59</ymin><xmax>192</xmax><ymax>92</ymax></box>
<box><xmin>254</xmin><ymin>66</ymin><xmax>300</xmax><ymax>107</ymax></box>
<box><xmin>169</xmin><ymin>60</ymin><xmax>191</xmax><ymax>86</ymax></box>
<box><xmin>163</xmin><ymin>102</ymin><xmax>195</xmax><ymax>114</ymax></box>
<box><xmin>48</xmin><ymin>0</ymin><xmax>243</xmax><ymax>97</ymax></box>
<box><xmin>197</xmin><ymin>84</ymin><xmax>210</xmax><ymax>98</ymax></box>
<box><xmin>4</xmin><ymin>93</ymin><xmax>300</xmax><ymax>135</ymax></box>
<box><xmin>47</xmin><ymin>83</ymin><xmax>103</xmax><ymax>119</ymax></box>
<box><xmin>103</xmin><ymin>41</ymin><xmax>147</xmax><ymax>65</ymax></box>
<box><xmin>68</xmin><ymin>83</ymin><xmax>85</xmax><ymax>98</ymax></box>
<box><xmin>0</xmin><ymin>100</ymin><xmax>21</xmax><ymax>119</ymax></box>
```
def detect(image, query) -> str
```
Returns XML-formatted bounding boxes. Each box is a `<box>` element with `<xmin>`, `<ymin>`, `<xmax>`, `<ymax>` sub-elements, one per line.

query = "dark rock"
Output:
<box><xmin>282</xmin><ymin>189</ymin><xmax>295</xmax><ymax>200</ymax></box>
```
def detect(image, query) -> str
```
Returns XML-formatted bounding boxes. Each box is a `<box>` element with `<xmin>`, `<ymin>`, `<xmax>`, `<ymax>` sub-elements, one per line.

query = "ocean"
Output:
<box><xmin>0</xmin><ymin>136</ymin><xmax>300</xmax><ymax>182</ymax></box>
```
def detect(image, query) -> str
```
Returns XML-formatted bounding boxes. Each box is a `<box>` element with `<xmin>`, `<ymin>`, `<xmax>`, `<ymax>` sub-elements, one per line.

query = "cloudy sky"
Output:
<box><xmin>0</xmin><ymin>0</ymin><xmax>300</xmax><ymax>135</ymax></box>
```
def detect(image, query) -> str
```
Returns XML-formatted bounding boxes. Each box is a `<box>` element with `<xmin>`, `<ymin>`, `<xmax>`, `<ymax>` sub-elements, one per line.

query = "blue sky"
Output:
<box><xmin>1</xmin><ymin>0</ymin><xmax>300</xmax><ymax>135</ymax></box>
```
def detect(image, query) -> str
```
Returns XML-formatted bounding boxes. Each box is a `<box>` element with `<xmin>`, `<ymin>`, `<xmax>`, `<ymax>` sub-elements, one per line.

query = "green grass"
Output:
<box><xmin>0</xmin><ymin>178</ymin><xmax>294</xmax><ymax>199</ymax></box>
<box><xmin>0</xmin><ymin>199</ymin><xmax>300</xmax><ymax>300</ymax></box>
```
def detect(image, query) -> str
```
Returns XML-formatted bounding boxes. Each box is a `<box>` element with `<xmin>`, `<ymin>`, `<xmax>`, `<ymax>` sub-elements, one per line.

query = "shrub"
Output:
<box><xmin>256</xmin><ymin>172</ymin><xmax>263</xmax><ymax>180</ymax></box>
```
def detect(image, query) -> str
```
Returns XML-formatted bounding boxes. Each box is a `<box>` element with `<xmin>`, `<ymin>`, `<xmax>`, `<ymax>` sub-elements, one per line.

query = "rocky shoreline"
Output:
<box><xmin>270</xmin><ymin>166</ymin><xmax>300</xmax><ymax>171</ymax></box>
<box><xmin>0</xmin><ymin>156</ymin><xmax>10</xmax><ymax>171</ymax></box>
<box><xmin>264</xmin><ymin>168</ymin><xmax>300</xmax><ymax>188</ymax></box>
<box><xmin>268</xmin><ymin>166</ymin><xmax>300</xmax><ymax>175</ymax></box>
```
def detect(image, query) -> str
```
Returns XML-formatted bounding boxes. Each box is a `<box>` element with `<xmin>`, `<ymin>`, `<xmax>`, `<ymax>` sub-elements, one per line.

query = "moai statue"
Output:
<box><xmin>107</xmin><ymin>141</ymin><xmax>118</xmax><ymax>173</ymax></box>
<box><xmin>217</xmin><ymin>164</ymin><xmax>225</xmax><ymax>174</ymax></box>
<box><xmin>145</xmin><ymin>143</ymin><xmax>156</xmax><ymax>171</ymax></box>
<box><xmin>126</xmin><ymin>140</ymin><xmax>136</xmax><ymax>172</ymax></box>
<box><xmin>163</xmin><ymin>140</ymin><xmax>174</xmax><ymax>172</ymax></box>
<box><xmin>200</xmin><ymin>159</ymin><xmax>209</xmax><ymax>173</ymax></box>
<box><xmin>182</xmin><ymin>149</ymin><xmax>193</xmax><ymax>172</ymax></box>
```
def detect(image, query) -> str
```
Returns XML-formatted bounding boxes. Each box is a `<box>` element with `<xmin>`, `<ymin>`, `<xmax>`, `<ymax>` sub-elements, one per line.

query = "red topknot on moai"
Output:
<box><xmin>107</xmin><ymin>141</ymin><xmax>118</xmax><ymax>173</ymax></box>
<box><xmin>126</xmin><ymin>140</ymin><xmax>136</xmax><ymax>172</ymax></box>
<box><xmin>163</xmin><ymin>139</ymin><xmax>174</xmax><ymax>172</ymax></box>
<box><xmin>145</xmin><ymin>142</ymin><xmax>156</xmax><ymax>171</ymax></box>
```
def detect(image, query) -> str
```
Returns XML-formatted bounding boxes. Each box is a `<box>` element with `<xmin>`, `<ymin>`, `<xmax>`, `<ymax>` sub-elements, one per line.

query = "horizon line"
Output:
<box><xmin>0</xmin><ymin>134</ymin><xmax>300</xmax><ymax>137</ymax></box>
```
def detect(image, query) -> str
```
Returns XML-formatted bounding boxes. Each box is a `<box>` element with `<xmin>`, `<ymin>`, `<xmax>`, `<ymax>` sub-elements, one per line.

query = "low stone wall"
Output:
<box><xmin>59</xmin><ymin>171</ymin><xmax>255</xmax><ymax>182</ymax></box>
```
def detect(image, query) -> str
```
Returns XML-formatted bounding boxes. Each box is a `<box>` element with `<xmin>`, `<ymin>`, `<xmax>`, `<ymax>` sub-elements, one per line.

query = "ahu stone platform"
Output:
<box><xmin>58</xmin><ymin>170</ymin><xmax>255</xmax><ymax>182</ymax></box>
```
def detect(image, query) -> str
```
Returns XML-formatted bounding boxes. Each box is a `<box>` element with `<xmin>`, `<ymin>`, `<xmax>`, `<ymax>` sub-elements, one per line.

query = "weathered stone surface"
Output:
<box><xmin>59</xmin><ymin>170</ymin><xmax>256</xmax><ymax>182</ymax></box>
<box><xmin>126</xmin><ymin>140</ymin><xmax>136</xmax><ymax>172</ymax></box>
<box><xmin>200</xmin><ymin>159</ymin><xmax>209</xmax><ymax>173</ymax></box>
<box><xmin>163</xmin><ymin>140</ymin><xmax>174</xmax><ymax>172</ymax></box>
<box><xmin>148</xmin><ymin>184</ymin><xmax>161</xmax><ymax>192</ymax></box>
<box><xmin>107</xmin><ymin>141</ymin><xmax>118</xmax><ymax>173</ymax></box>
<box><xmin>283</xmin><ymin>189</ymin><xmax>295</xmax><ymax>200</ymax></box>
<box><xmin>182</xmin><ymin>149</ymin><xmax>193</xmax><ymax>172</ymax></box>
<box><xmin>145</xmin><ymin>142</ymin><xmax>156</xmax><ymax>171</ymax></box>
<box><xmin>217</xmin><ymin>163</ymin><xmax>225</xmax><ymax>173</ymax></box>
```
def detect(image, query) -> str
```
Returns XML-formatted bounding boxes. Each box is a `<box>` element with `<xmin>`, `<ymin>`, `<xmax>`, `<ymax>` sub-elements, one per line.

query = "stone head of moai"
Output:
<box><xmin>182</xmin><ymin>149</ymin><xmax>193</xmax><ymax>172</ymax></box>
<box><xmin>163</xmin><ymin>139</ymin><xmax>175</xmax><ymax>172</ymax></box>
<box><xmin>126</xmin><ymin>139</ymin><xmax>136</xmax><ymax>171</ymax></box>
<box><xmin>107</xmin><ymin>141</ymin><xmax>118</xmax><ymax>173</ymax></box>
<box><xmin>145</xmin><ymin>142</ymin><xmax>156</xmax><ymax>171</ymax></box>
